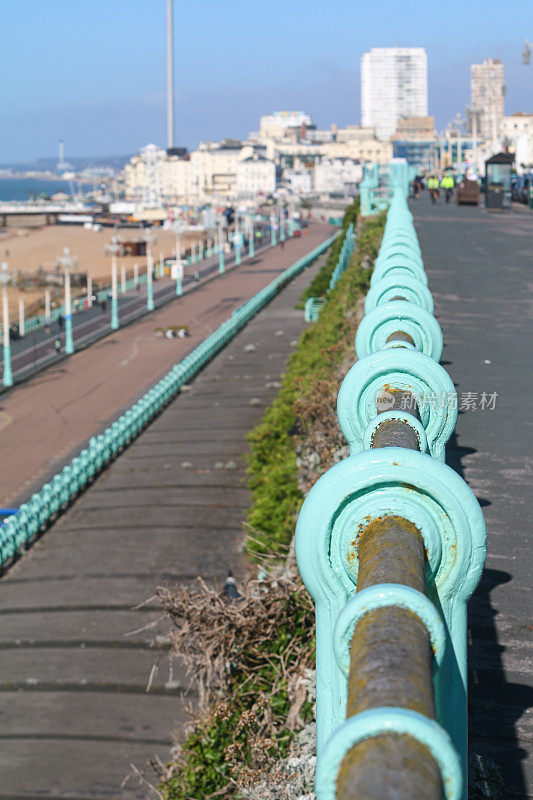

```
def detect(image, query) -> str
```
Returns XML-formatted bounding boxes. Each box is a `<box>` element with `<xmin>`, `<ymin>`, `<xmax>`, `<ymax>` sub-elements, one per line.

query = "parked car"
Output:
<box><xmin>511</xmin><ymin>173</ymin><xmax>533</xmax><ymax>205</ymax></box>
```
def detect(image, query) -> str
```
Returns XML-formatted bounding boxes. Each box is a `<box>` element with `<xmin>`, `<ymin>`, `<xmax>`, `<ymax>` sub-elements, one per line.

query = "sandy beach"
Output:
<box><xmin>0</xmin><ymin>224</ymin><xmax>210</xmax><ymax>317</ymax></box>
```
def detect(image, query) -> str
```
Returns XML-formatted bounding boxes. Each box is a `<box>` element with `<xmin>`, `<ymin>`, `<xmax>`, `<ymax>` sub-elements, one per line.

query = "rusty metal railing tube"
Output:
<box><xmin>295</xmin><ymin>180</ymin><xmax>486</xmax><ymax>800</ymax></box>
<box><xmin>336</xmin><ymin>516</ymin><xmax>443</xmax><ymax>799</ymax></box>
<box><xmin>385</xmin><ymin>329</ymin><xmax>416</xmax><ymax>346</ymax></box>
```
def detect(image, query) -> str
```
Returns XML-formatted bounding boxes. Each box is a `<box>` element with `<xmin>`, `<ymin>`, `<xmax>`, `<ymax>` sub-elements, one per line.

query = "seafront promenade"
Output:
<box><xmin>0</xmin><ymin>228</ymin><xmax>271</xmax><ymax>386</ymax></box>
<box><xmin>412</xmin><ymin>198</ymin><xmax>532</xmax><ymax>798</ymax></box>
<box><xmin>0</xmin><ymin>197</ymin><xmax>531</xmax><ymax>799</ymax></box>
<box><xmin>0</xmin><ymin>224</ymin><xmax>330</xmax><ymax>508</ymax></box>
<box><xmin>0</xmin><ymin>234</ymin><xmax>329</xmax><ymax>798</ymax></box>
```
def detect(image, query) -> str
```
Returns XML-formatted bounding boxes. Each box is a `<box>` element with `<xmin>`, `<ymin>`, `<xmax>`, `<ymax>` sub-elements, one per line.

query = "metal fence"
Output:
<box><xmin>304</xmin><ymin>223</ymin><xmax>356</xmax><ymax>322</ymax></box>
<box><xmin>296</xmin><ymin>187</ymin><xmax>486</xmax><ymax>800</ymax></box>
<box><xmin>0</xmin><ymin>232</ymin><xmax>339</xmax><ymax>570</ymax></box>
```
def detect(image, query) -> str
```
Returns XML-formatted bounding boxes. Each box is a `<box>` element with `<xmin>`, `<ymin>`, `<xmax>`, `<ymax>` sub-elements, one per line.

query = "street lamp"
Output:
<box><xmin>58</xmin><ymin>247</ymin><xmax>75</xmax><ymax>354</ymax></box>
<box><xmin>466</xmin><ymin>105</ymin><xmax>482</xmax><ymax>174</ymax></box>
<box><xmin>172</xmin><ymin>221</ymin><xmax>186</xmax><ymax>296</ymax></box>
<box><xmin>248</xmin><ymin>213</ymin><xmax>255</xmax><ymax>258</ymax></box>
<box><xmin>453</xmin><ymin>113</ymin><xmax>465</xmax><ymax>171</ymax></box>
<box><xmin>270</xmin><ymin>209</ymin><xmax>277</xmax><ymax>246</ymax></box>
<box><xmin>279</xmin><ymin>200</ymin><xmax>286</xmax><ymax>242</ymax></box>
<box><xmin>234</xmin><ymin>215</ymin><xmax>242</xmax><ymax>265</ymax></box>
<box><xmin>144</xmin><ymin>228</ymin><xmax>155</xmax><ymax>311</ymax></box>
<box><xmin>217</xmin><ymin>216</ymin><xmax>226</xmax><ymax>274</ymax></box>
<box><xmin>1</xmin><ymin>262</ymin><xmax>13</xmax><ymax>387</ymax></box>
<box><xmin>288</xmin><ymin>199</ymin><xmax>295</xmax><ymax>236</ymax></box>
<box><xmin>108</xmin><ymin>234</ymin><xmax>120</xmax><ymax>330</ymax></box>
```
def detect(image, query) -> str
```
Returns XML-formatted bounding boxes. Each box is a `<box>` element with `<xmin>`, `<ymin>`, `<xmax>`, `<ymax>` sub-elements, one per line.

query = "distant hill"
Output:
<box><xmin>0</xmin><ymin>155</ymin><xmax>132</xmax><ymax>171</ymax></box>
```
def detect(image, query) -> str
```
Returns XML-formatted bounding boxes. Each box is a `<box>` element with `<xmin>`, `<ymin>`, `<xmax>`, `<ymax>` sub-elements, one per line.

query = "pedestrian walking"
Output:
<box><xmin>54</xmin><ymin>334</ymin><xmax>62</xmax><ymax>354</ymax></box>
<box><xmin>57</xmin><ymin>314</ymin><xmax>64</xmax><ymax>331</ymax></box>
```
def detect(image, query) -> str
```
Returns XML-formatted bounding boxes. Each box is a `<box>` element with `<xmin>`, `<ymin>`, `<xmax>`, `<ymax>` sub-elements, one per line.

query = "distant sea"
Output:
<box><xmin>0</xmin><ymin>177</ymin><xmax>92</xmax><ymax>201</ymax></box>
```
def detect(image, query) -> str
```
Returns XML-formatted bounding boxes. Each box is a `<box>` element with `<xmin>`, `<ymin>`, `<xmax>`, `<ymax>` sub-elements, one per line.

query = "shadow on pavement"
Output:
<box><xmin>468</xmin><ymin>569</ymin><xmax>533</xmax><ymax>799</ymax></box>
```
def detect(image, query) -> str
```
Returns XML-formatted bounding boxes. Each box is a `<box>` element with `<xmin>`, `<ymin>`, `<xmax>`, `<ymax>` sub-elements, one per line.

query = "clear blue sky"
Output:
<box><xmin>1</xmin><ymin>0</ymin><xmax>531</xmax><ymax>161</ymax></box>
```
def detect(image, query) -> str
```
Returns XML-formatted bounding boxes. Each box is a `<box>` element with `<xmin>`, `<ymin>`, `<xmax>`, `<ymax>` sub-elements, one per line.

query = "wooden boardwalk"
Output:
<box><xmin>0</xmin><ymin>251</ymin><xmax>327</xmax><ymax>799</ymax></box>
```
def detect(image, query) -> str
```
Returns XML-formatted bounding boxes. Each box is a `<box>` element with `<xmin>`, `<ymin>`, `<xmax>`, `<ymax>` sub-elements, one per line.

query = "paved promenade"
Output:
<box><xmin>413</xmin><ymin>195</ymin><xmax>532</xmax><ymax>799</ymax></box>
<box><xmin>2</xmin><ymin>233</ymin><xmax>271</xmax><ymax>385</ymax></box>
<box><xmin>0</xmin><ymin>224</ymin><xmax>330</xmax><ymax>508</ymax></box>
<box><xmin>0</xmin><ymin>240</ymin><xmax>327</xmax><ymax>798</ymax></box>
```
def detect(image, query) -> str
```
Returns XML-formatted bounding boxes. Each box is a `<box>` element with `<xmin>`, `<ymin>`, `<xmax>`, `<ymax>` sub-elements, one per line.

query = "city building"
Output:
<box><xmin>394</xmin><ymin>116</ymin><xmax>435</xmax><ymax>140</ymax></box>
<box><xmin>392</xmin><ymin>116</ymin><xmax>436</xmax><ymax>170</ymax></box>
<box><xmin>236</xmin><ymin>153</ymin><xmax>278</xmax><ymax>198</ymax></box>
<box><xmin>501</xmin><ymin>113</ymin><xmax>533</xmax><ymax>171</ymax></box>
<box><xmin>282</xmin><ymin>169</ymin><xmax>313</xmax><ymax>195</ymax></box>
<box><xmin>123</xmin><ymin>110</ymin><xmax>397</xmax><ymax>207</ymax></box>
<box><xmin>189</xmin><ymin>139</ymin><xmax>243</xmax><ymax>202</ymax></box>
<box><xmin>361</xmin><ymin>47</ymin><xmax>428</xmax><ymax>140</ymax></box>
<box><xmin>326</xmin><ymin>126</ymin><xmax>393</xmax><ymax>162</ymax></box>
<box><xmin>470</xmin><ymin>58</ymin><xmax>505</xmax><ymax>144</ymax></box>
<box><xmin>314</xmin><ymin>158</ymin><xmax>363</xmax><ymax>196</ymax></box>
<box><xmin>258</xmin><ymin>111</ymin><xmax>314</xmax><ymax>142</ymax></box>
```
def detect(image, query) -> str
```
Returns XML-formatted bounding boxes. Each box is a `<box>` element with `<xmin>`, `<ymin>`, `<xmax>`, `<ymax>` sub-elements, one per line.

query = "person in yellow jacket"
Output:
<box><xmin>441</xmin><ymin>174</ymin><xmax>455</xmax><ymax>203</ymax></box>
<box><xmin>427</xmin><ymin>175</ymin><xmax>440</xmax><ymax>203</ymax></box>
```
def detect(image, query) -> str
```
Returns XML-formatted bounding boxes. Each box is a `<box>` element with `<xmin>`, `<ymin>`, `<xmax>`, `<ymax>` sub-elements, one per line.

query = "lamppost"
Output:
<box><xmin>234</xmin><ymin>215</ymin><xmax>242</xmax><ymax>265</ymax></box>
<box><xmin>466</xmin><ymin>105</ymin><xmax>482</xmax><ymax>174</ymax></box>
<box><xmin>58</xmin><ymin>247</ymin><xmax>75</xmax><ymax>354</ymax></box>
<box><xmin>248</xmin><ymin>213</ymin><xmax>255</xmax><ymax>258</ymax></box>
<box><xmin>288</xmin><ymin>199</ymin><xmax>294</xmax><ymax>236</ymax></box>
<box><xmin>279</xmin><ymin>200</ymin><xmax>286</xmax><ymax>242</ymax></box>
<box><xmin>18</xmin><ymin>298</ymin><xmax>25</xmax><ymax>337</ymax></box>
<box><xmin>173</xmin><ymin>221</ymin><xmax>186</xmax><ymax>296</ymax></box>
<box><xmin>45</xmin><ymin>289</ymin><xmax>51</xmax><ymax>326</ymax></box>
<box><xmin>453</xmin><ymin>113</ymin><xmax>465</xmax><ymax>172</ymax></box>
<box><xmin>1</xmin><ymin>262</ymin><xmax>13</xmax><ymax>387</ymax></box>
<box><xmin>270</xmin><ymin>209</ymin><xmax>277</xmax><ymax>246</ymax></box>
<box><xmin>217</xmin><ymin>217</ymin><xmax>225</xmax><ymax>274</ymax></box>
<box><xmin>144</xmin><ymin>228</ymin><xmax>155</xmax><ymax>311</ymax></box>
<box><xmin>107</xmin><ymin>234</ymin><xmax>120</xmax><ymax>329</ymax></box>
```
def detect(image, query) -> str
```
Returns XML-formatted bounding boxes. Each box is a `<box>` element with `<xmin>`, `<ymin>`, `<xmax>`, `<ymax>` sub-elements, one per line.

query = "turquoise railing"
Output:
<box><xmin>0</xmin><ymin>233</ymin><xmax>339</xmax><ymax>570</ymax></box>
<box><xmin>304</xmin><ymin>223</ymin><xmax>355</xmax><ymax>323</ymax></box>
<box><xmin>296</xmin><ymin>187</ymin><xmax>486</xmax><ymax>799</ymax></box>
<box><xmin>13</xmin><ymin>233</ymin><xmax>276</xmax><ymax>337</ymax></box>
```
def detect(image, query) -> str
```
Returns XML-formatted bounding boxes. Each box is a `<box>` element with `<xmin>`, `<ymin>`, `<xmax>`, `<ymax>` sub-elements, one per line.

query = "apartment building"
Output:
<box><xmin>361</xmin><ymin>47</ymin><xmax>428</xmax><ymax>140</ymax></box>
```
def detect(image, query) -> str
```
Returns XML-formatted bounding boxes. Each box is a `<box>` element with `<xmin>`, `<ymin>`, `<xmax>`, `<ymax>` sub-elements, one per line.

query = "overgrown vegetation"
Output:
<box><xmin>151</xmin><ymin>204</ymin><xmax>504</xmax><ymax>800</ymax></box>
<box><xmin>298</xmin><ymin>200</ymin><xmax>360</xmax><ymax>307</ymax></box>
<box><xmin>245</xmin><ymin>209</ymin><xmax>385</xmax><ymax>557</ymax></box>
<box><xmin>156</xmin><ymin>572</ymin><xmax>315</xmax><ymax>799</ymax></box>
<box><xmin>154</xmin><ymin>208</ymin><xmax>386</xmax><ymax>800</ymax></box>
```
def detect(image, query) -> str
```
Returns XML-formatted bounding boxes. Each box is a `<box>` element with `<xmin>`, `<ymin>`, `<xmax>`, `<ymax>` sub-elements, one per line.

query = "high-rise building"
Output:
<box><xmin>470</xmin><ymin>58</ymin><xmax>505</xmax><ymax>143</ymax></box>
<box><xmin>361</xmin><ymin>48</ymin><xmax>428</xmax><ymax>140</ymax></box>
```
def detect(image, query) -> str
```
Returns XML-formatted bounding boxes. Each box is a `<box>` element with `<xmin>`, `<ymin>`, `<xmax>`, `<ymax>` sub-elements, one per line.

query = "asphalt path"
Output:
<box><xmin>413</xmin><ymin>193</ymin><xmax>532</xmax><ymax>799</ymax></box>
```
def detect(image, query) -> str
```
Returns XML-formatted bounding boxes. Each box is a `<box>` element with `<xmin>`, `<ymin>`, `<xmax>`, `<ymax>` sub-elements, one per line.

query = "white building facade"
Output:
<box><xmin>361</xmin><ymin>47</ymin><xmax>428</xmax><ymax>140</ymax></box>
<box><xmin>314</xmin><ymin>158</ymin><xmax>363</xmax><ymax>195</ymax></box>
<box><xmin>470</xmin><ymin>58</ymin><xmax>505</xmax><ymax>144</ymax></box>
<box><xmin>502</xmin><ymin>113</ymin><xmax>533</xmax><ymax>171</ymax></box>
<box><xmin>236</xmin><ymin>154</ymin><xmax>277</xmax><ymax>198</ymax></box>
